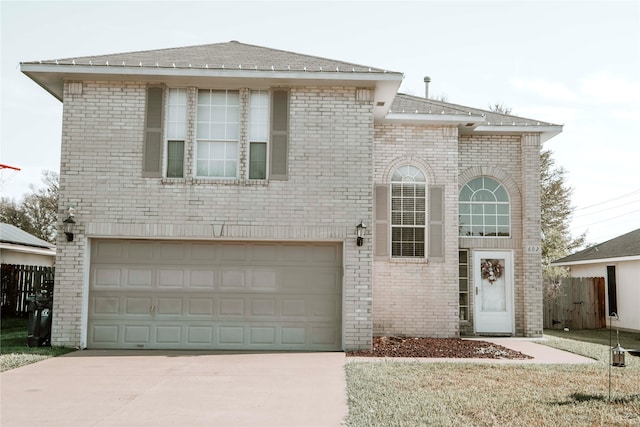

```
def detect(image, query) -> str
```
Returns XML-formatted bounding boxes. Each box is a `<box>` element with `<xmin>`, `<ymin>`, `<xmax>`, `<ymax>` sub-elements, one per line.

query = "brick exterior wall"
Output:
<box><xmin>52</xmin><ymin>78</ymin><xmax>544</xmax><ymax>349</ymax></box>
<box><xmin>53</xmin><ymin>81</ymin><xmax>374</xmax><ymax>350</ymax></box>
<box><xmin>372</xmin><ymin>124</ymin><xmax>460</xmax><ymax>338</ymax></box>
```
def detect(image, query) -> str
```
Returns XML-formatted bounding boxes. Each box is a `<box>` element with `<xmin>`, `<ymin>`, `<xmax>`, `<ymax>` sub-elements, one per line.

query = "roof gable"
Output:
<box><xmin>553</xmin><ymin>228</ymin><xmax>640</xmax><ymax>265</ymax></box>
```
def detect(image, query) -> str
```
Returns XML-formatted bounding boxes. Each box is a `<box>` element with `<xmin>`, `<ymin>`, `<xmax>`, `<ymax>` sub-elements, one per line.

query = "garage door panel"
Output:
<box><xmin>189</xmin><ymin>270</ymin><xmax>216</xmax><ymax>288</ymax></box>
<box><xmin>157</xmin><ymin>297</ymin><xmax>183</xmax><ymax>316</ymax></box>
<box><xmin>124</xmin><ymin>325</ymin><xmax>150</xmax><ymax>344</ymax></box>
<box><xmin>156</xmin><ymin>326</ymin><xmax>182</xmax><ymax>344</ymax></box>
<box><xmin>89</xmin><ymin>240</ymin><xmax>342</xmax><ymax>350</ymax></box>
<box><xmin>127</xmin><ymin>269</ymin><xmax>153</xmax><ymax>287</ymax></box>
<box><xmin>157</xmin><ymin>269</ymin><xmax>185</xmax><ymax>288</ymax></box>
<box><xmin>93</xmin><ymin>296</ymin><xmax>120</xmax><ymax>315</ymax></box>
<box><xmin>187</xmin><ymin>325</ymin><xmax>214</xmax><ymax>344</ymax></box>
<box><xmin>187</xmin><ymin>297</ymin><xmax>214</xmax><ymax>316</ymax></box>
<box><xmin>125</xmin><ymin>297</ymin><xmax>153</xmax><ymax>316</ymax></box>
<box><xmin>94</xmin><ymin>268</ymin><xmax>122</xmax><ymax>288</ymax></box>
<box><xmin>221</xmin><ymin>270</ymin><xmax>246</xmax><ymax>290</ymax></box>
<box><xmin>219</xmin><ymin>298</ymin><xmax>245</xmax><ymax>317</ymax></box>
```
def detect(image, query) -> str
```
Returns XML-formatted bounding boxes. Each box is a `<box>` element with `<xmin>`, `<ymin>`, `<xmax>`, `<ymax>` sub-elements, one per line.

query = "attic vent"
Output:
<box><xmin>466</xmin><ymin>123</ymin><xmax>475</xmax><ymax>126</ymax></box>
<box><xmin>376</xmin><ymin>101</ymin><xmax>385</xmax><ymax>107</ymax></box>
<box><xmin>68</xmin><ymin>81</ymin><xmax>83</xmax><ymax>95</ymax></box>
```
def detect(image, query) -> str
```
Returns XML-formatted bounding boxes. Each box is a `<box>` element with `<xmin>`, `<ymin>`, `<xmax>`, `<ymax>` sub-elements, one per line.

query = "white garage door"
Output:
<box><xmin>88</xmin><ymin>240</ymin><xmax>342</xmax><ymax>350</ymax></box>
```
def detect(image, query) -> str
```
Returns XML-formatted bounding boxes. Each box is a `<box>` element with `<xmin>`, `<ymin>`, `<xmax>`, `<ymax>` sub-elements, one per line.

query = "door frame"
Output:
<box><xmin>473</xmin><ymin>250</ymin><xmax>514</xmax><ymax>335</ymax></box>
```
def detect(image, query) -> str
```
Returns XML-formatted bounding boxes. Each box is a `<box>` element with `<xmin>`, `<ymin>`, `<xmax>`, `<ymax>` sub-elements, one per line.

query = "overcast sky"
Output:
<box><xmin>1</xmin><ymin>0</ymin><xmax>639</xmax><ymax>244</ymax></box>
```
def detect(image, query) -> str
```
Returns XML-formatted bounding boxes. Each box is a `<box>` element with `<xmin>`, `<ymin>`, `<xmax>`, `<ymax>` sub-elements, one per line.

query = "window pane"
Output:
<box><xmin>167</xmin><ymin>140</ymin><xmax>184</xmax><ymax>178</ymax></box>
<box><xmin>495</xmin><ymin>186</ymin><xmax>509</xmax><ymax>202</ymax></box>
<box><xmin>249</xmin><ymin>142</ymin><xmax>267</xmax><ymax>179</ymax></box>
<box><xmin>497</xmin><ymin>204</ymin><xmax>510</xmax><ymax>215</ymax></box>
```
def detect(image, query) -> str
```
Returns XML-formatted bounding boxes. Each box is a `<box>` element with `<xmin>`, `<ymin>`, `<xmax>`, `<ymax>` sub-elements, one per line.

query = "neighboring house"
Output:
<box><xmin>552</xmin><ymin>228</ymin><xmax>640</xmax><ymax>332</ymax></box>
<box><xmin>0</xmin><ymin>223</ymin><xmax>56</xmax><ymax>266</ymax></box>
<box><xmin>21</xmin><ymin>41</ymin><xmax>561</xmax><ymax>350</ymax></box>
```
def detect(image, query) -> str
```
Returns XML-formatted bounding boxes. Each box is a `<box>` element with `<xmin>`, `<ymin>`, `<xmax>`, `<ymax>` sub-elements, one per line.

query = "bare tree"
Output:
<box><xmin>0</xmin><ymin>170</ymin><xmax>59</xmax><ymax>243</ymax></box>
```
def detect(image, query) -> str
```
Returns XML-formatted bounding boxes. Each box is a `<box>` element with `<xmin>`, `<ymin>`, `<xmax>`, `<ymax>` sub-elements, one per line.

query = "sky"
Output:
<box><xmin>1</xmin><ymin>0</ymin><xmax>639</xmax><ymax>245</ymax></box>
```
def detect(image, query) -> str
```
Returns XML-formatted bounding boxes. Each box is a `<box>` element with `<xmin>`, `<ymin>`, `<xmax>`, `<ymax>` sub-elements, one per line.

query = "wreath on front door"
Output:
<box><xmin>481</xmin><ymin>259</ymin><xmax>503</xmax><ymax>284</ymax></box>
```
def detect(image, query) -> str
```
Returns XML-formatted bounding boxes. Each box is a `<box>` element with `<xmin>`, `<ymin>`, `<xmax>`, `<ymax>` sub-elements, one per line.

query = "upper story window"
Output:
<box><xmin>248</xmin><ymin>90</ymin><xmax>269</xmax><ymax>179</ymax></box>
<box><xmin>166</xmin><ymin>88</ymin><xmax>187</xmax><ymax>178</ymax></box>
<box><xmin>143</xmin><ymin>86</ymin><xmax>289</xmax><ymax>182</ymax></box>
<box><xmin>459</xmin><ymin>177</ymin><xmax>510</xmax><ymax>237</ymax></box>
<box><xmin>391</xmin><ymin>165</ymin><xmax>426</xmax><ymax>257</ymax></box>
<box><xmin>196</xmin><ymin>90</ymin><xmax>240</xmax><ymax>178</ymax></box>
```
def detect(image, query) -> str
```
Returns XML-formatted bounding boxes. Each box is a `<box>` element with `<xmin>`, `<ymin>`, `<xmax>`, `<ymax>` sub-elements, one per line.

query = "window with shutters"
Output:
<box><xmin>144</xmin><ymin>86</ymin><xmax>288</xmax><ymax>183</ymax></box>
<box><xmin>459</xmin><ymin>177</ymin><xmax>510</xmax><ymax>237</ymax></box>
<box><xmin>391</xmin><ymin>166</ymin><xmax>426</xmax><ymax>257</ymax></box>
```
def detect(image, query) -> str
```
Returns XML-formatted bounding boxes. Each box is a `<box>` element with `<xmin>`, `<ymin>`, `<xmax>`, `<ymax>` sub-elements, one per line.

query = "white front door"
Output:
<box><xmin>473</xmin><ymin>250</ymin><xmax>514</xmax><ymax>335</ymax></box>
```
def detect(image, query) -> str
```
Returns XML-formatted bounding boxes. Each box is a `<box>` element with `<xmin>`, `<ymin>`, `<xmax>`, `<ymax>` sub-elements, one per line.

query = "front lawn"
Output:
<box><xmin>1</xmin><ymin>317</ymin><xmax>75</xmax><ymax>372</ymax></box>
<box><xmin>345</xmin><ymin>334</ymin><xmax>640</xmax><ymax>426</ymax></box>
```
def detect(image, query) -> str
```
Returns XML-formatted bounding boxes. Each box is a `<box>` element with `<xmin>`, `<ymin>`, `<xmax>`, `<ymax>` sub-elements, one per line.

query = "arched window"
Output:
<box><xmin>459</xmin><ymin>177</ymin><xmax>510</xmax><ymax>237</ymax></box>
<box><xmin>391</xmin><ymin>166</ymin><xmax>426</xmax><ymax>257</ymax></box>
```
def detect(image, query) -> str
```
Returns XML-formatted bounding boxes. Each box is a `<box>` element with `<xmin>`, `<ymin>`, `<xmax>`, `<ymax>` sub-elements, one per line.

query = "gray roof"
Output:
<box><xmin>553</xmin><ymin>228</ymin><xmax>640</xmax><ymax>265</ymax></box>
<box><xmin>22</xmin><ymin>40</ymin><xmax>400</xmax><ymax>75</ymax></box>
<box><xmin>390</xmin><ymin>93</ymin><xmax>559</xmax><ymax>127</ymax></box>
<box><xmin>0</xmin><ymin>223</ymin><xmax>55</xmax><ymax>249</ymax></box>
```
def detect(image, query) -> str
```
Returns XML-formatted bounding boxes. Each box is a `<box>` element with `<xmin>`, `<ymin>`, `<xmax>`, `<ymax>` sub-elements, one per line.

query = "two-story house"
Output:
<box><xmin>21</xmin><ymin>41</ymin><xmax>561</xmax><ymax>351</ymax></box>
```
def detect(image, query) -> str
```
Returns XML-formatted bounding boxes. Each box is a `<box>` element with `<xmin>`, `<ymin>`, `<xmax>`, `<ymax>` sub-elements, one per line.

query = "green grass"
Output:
<box><xmin>1</xmin><ymin>317</ymin><xmax>75</xmax><ymax>372</ymax></box>
<box><xmin>345</xmin><ymin>331</ymin><xmax>640</xmax><ymax>426</ymax></box>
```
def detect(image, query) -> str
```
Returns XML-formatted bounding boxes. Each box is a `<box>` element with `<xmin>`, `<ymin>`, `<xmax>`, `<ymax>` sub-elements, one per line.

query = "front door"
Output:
<box><xmin>473</xmin><ymin>250</ymin><xmax>514</xmax><ymax>335</ymax></box>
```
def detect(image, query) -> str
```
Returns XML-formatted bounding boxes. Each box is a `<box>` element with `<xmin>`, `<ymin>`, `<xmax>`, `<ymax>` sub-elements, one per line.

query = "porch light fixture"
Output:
<box><xmin>63</xmin><ymin>207</ymin><xmax>76</xmax><ymax>242</ymax></box>
<box><xmin>356</xmin><ymin>221</ymin><xmax>367</xmax><ymax>247</ymax></box>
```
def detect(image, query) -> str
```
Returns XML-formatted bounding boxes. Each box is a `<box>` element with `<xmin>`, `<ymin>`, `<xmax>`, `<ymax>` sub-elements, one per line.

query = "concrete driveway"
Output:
<box><xmin>1</xmin><ymin>351</ymin><xmax>348</xmax><ymax>427</ymax></box>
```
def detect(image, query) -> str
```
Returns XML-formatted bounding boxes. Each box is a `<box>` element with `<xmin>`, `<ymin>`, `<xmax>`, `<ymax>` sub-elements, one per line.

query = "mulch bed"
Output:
<box><xmin>346</xmin><ymin>336</ymin><xmax>533</xmax><ymax>359</ymax></box>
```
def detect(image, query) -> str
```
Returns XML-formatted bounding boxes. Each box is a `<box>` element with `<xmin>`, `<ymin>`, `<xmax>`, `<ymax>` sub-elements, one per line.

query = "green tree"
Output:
<box><xmin>540</xmin><ymin>150</ymin><xmax>585</xmax><ymax>283</ymax></box>
<box><xmin>0</xmin><ymin>170</ymin><xmax>59</xmax><ymax>243</ymax></box>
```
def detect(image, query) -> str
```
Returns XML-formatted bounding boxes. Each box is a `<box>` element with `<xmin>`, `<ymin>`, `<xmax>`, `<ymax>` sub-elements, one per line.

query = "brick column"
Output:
<box><xmin>521</xmin><ymin>133</ymin><xmax>543</xmax><ymax>336</ymax></box>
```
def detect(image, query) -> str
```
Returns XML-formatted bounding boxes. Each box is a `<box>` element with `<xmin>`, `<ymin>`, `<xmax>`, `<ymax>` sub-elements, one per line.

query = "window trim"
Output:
<box><xmin>247</xmin><ymin>90</ymin><xmax>270</xmax><ymax>180</ymax></box>
<box><xmin>195</xmin><ymin>89</ymin><xmax>241</xmax><ymax>180</ymax></box>
<box><xmin>459</xmin><ymin>176</ymin><xmax>511</xmax><ymax>238</ymax></box>
<box><xmin>390</xmin><ymin>165</ymin><xmax>427</xmax><ymax>258</ymax></box>
<box><xmin>163</xmin><ymin>87</ymin><xmax>188</xmax><ymax>179</ymax></box>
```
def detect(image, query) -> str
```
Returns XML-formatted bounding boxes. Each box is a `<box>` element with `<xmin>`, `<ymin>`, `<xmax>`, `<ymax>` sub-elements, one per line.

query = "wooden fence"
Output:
<box><xmin>0</xmin><ymin>264</ymin><xmax>55</xmax><ymax>317</ymax></box>
<box><xmin>544</xmin><ymin>277</ymin><xmax>606</xmax><ymax>330</ymax></box>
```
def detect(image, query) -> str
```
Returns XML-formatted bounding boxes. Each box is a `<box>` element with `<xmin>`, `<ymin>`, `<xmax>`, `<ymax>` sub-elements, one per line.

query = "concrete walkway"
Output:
<box><xmin>1</xmin><ymin>351</ymin><xmax>348</xmax><ymax>427</ymax></box>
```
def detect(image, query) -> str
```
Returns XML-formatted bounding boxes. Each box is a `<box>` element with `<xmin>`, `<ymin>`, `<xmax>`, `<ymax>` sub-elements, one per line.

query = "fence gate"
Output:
<box><xmin>1</xmin><ymin>264</ymin><xmax>55</xmax><ymax>317</ymax></box>
<box><xmin>544</xmin><ymin>277</ymin><xmax>606</xmax><ymax>330</ymax></box>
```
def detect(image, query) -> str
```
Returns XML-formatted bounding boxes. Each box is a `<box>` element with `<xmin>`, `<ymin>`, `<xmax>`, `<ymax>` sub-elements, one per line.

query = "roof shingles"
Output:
<box><xmin>23</xmin><ymin>40</ymin><xmax>400</xmax><ymax>75</ymax></box>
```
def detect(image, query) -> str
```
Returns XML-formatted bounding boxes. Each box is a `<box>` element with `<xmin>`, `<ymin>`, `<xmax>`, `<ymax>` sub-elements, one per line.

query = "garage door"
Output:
<box><xmin>88</xmin><ymin>240</ymin><xmax>342</xmax><ymax>350</ymax></box>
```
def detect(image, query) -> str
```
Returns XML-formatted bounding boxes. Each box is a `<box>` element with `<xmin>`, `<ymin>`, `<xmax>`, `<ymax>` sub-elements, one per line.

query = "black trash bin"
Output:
<box><xmin>27</xmin><ymin>294</ymin><xmax>53</xmax><ymax>347</ymax></box>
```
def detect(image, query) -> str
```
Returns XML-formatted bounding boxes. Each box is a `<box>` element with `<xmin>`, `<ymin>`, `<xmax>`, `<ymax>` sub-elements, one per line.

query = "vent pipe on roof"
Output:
<box><xmin>424</xmin><ymin>76</ymin><xmax>431</xmax><ymax>99</ymax></box>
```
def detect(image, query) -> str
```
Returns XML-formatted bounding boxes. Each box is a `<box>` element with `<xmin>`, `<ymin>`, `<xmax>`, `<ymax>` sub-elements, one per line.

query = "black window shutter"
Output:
<box><xmin>143</xmin><ymin>86</ymin><xmax>163</xmax><ymax>177</ymax></box>
<box><xmin>270</xmin><ymin>89</ymin><xmax>289</xmax><ymax>180</ymax></box>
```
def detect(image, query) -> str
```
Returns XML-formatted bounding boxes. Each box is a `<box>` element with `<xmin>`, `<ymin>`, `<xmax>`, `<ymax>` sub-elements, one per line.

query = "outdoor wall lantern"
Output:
<box><xmin>356</xmin><ymin>221</ymin><xmax>367</xmax><ymax>247</ymax></box>
<box><xmin>63</xmin><ymin>207</ymin><xmax>76</xmax><ymax>242</ymax></box>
